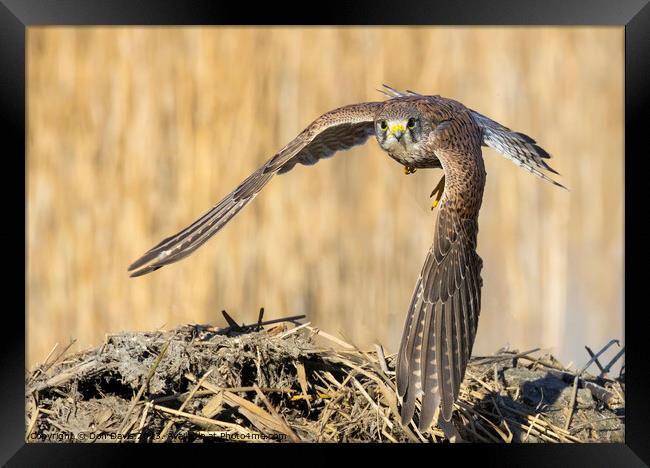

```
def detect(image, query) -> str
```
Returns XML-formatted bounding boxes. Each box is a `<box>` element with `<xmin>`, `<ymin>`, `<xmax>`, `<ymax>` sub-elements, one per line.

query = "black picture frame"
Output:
<box><xmin>3</xmin><ymin>0</ymin><xmax>648</xmax><ymax>465</ymax></box>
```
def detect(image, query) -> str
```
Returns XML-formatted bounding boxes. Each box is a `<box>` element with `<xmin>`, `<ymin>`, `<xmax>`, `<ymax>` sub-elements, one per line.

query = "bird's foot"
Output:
<box><xmin>430</xmin><ymin>175</ymin><xmax>445</xmax><ymax>210</ymax></box>
<box><xmin>403</xmin><ymin>164</ymin><xmax>417</xmax><ymax>175</ymax></box>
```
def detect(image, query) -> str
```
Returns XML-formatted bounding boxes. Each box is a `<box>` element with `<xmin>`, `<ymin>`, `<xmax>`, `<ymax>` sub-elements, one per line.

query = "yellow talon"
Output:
<box><xmin>430</xmin><ymin>175</ymin><xmax>445</xmax><ymax>210</ymax></box>
<box><xmin>403</xmin><ymin>165</ymin><xmax>417</xmax><ymax>175</ymax></box>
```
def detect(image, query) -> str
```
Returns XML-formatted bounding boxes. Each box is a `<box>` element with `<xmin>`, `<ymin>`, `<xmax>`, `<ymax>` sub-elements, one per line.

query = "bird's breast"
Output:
<box><xmin>387</xmin><ymin>150</ymin><xmax>441</xmax><ymax>169</ymax></box>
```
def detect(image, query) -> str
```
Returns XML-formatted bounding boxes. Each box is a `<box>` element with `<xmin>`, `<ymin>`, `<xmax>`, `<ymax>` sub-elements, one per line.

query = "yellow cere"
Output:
<box><xmin>388</xmin><ymin>123</ymin><xmax>406</xmax><ymax>134</ymax></box>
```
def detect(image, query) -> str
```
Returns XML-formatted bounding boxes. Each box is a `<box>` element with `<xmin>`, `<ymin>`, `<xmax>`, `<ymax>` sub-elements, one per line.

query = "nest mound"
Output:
<box><xmin>26</xmin><ymin>314</ymin><xmax>624</xmax><ymax>443</ymax></box>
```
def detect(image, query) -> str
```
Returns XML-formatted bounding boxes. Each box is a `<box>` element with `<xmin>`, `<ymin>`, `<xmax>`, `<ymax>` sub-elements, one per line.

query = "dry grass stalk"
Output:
<box><xmin>25</xmin><ymin>315</ymin><xmax>624</xmax><ymax>443</ymax></box>
<box><xmin>118</xmin><ymin>340</ymin><xmax>171</xmax><ymax>435</ymax></box>
<box><xmin>155</xmin><ymin>369</ymin><xmax>214</xmax><ymax>442</ymax></box>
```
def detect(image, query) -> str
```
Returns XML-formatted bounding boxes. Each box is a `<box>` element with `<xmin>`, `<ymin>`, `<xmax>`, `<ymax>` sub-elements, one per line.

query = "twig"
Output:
<box><xmin>374</xmin><ymin>344</ymin><xmax>394</xmax><ymax>376</ymax></box>
<box><xmin>155</xmin><ymin>369</ymin><xmax>214</xmax><ymax>443</ymax></box>
<box><xmin>256</xmin><ymin>307</ymin><xmax>265</xmax><ymax>330</ymax></box>
<box><xmin>564</xmin><ymin>340</ymin><xmax>621</xmax><ymax>431</ymax></box>
<box><xmin>578</xmin><ymin>340</ymin><xmax>620</xmax><ymax>376</ymax></box>
<box><xmin>32</xmin><ymin>359</ymin><xmax>101</xmax><ymax>393</ymax></box>
<box><xmin>276</xmin><ymin>322</ymin><xmax>311</xmax><ymax>340</ymax></box>
<box><xmin>119</xmin><ymin>340</ymin><xmax>170</xmax><ymax>435</ymax></box>
<box><xmin>25</xmin><ymin>407</ymin><xmax>39</xmax><ymax>441</ymax></box>
<box><xmin>218</xmin><ymin>311</ymin><xmax>306</xmax><ymax>334</ymax></box>
<box><xmin>37</xmin><ymin>339</ymin><xmax>77</xmax><ymax>377</ymax></box>
<box><xmin>350</xmin><ymin>376</ymin><xmax>393</xmax><ymax>430</ymax></box>
<box><xmin>304</xmin><ymin>325</ymin><xmax>356</xmax><ymax>350</ymax></box>
<box><xmin>584</xmin><ymin>346</ymin><xmax>606</xmax><ymax>374</ymax></box>
<box><xmin>253</xmin><ymin>384</ymin><xmax>301</xmax><ymax>442</ymax></box>
<box><xmin>472</xmin><ymin>348</ymin><xmax>541</xmax><ymax>366</ymax></box>
<box><xmin>564</xmin><ymin>376</ymin><xmax>579</xmax><ymax>431</ymax></box>
<box><xmin>36</xmin><ymin>343</ymin><xmax>59</xmax><ymax>374</ymax></box>
<box><xmin>150</xmin><ymin>403</ymin><xmax>253</xmax><ymax>433</ymax></box>
<box><xmin>134</xmin><ymin>402</ymin><xmax>150</xmax><ymax>443</ymax></box>
<box><xmin>599</xmin><ymin>347</ymin><xmax>625</xmax><ymax>378</ymax></box>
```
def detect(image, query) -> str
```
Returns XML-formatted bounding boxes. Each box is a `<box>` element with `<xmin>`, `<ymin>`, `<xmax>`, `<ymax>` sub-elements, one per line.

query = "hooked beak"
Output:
<box><xmin>388</xmin><ymin>123</ymin><xmax>405</xmax><ymax>142</ymax></box>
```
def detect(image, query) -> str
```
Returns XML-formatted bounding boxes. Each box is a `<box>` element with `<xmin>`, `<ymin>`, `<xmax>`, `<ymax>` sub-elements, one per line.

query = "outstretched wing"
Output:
<box><xmin>378</xmin><ymin>85</ymin><xmax>565</xmax><ymax>189</ymax></box>
<box><xmin>128</xmin><ymin>102</ymin><xmax>382</xmax><ymax>277</ymax></box>
<box><xmin>469</xmin><ymin>110</ymin><xmax>565</xmax><ymax>189</ymax></box>
<box><xmin>397</xmin><ymin>204</ymin><xmax>483</xmax><ymax>431</ymax></box>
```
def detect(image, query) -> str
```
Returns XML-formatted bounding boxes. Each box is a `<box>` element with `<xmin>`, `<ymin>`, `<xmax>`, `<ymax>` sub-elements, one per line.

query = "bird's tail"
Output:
<box><xmin>378</xmin><ymin>85</ymin><xmax>566</xmax><ymax>189</ymax></box>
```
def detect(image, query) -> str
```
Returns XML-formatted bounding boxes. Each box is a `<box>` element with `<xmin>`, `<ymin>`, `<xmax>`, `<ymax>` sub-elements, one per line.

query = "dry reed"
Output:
<box><xmin>26</xmin><ymin>311</ymin><xmax>624</xmax><ymax>443</ymax></box>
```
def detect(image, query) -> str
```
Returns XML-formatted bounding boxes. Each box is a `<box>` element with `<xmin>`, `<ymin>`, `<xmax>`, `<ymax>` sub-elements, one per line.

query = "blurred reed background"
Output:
<box><xmin>27</xmin><ymin>27</ymin><xmax>623</xmax><ymax>372</ymax></box>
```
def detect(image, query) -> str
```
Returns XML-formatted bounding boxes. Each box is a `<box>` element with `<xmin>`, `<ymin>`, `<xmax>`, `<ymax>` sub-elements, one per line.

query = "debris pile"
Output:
<box><xmin>26</xmin><ymin>311</ymin><xmax>624</xmax><ymax>443</ymax></box>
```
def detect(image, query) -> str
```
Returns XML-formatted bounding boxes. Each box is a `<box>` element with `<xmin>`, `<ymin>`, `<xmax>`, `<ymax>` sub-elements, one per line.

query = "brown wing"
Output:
<box><xmin>128</xmin><ymin>102</ymin><xmax>382</xmax><ymax>277</ymax></box>
<box><xmin>397</xmin><ymin>204</ymin><xmax>483</xmax><ymax>431</ymax></box>
<box><xmin>379</xmin><ymin>85</ymin><xmax>565</xmax><ymax>189</ymax></box>
<box><xmin>469</xmin><ymin>110</ymin><xmax>565</xmax><ymax>189</ymax></box>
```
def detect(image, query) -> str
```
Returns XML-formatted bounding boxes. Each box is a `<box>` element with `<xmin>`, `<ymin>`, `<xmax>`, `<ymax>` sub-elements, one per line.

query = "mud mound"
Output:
<box><xmin>26</xmin><ymin>312</ymin><xmax>624</xmax><ymax>443</ymax></box>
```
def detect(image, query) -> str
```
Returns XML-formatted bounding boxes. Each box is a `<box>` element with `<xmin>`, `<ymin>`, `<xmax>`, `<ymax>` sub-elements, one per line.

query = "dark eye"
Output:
<box><xmin>407</xmin><ymin>118</ymin><xmax>416</xmax><ymax>129</ymax></box>
<box><xmin>379</xmin><ymin>120</ymin><xmax>388</xmax><ymax>131</ymax></box>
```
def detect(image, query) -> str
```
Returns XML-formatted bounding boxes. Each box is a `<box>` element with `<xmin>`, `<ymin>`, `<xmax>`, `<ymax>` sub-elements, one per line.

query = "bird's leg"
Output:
<box><xmin>429</xmin><ymin>175</ymin><xmax>445</xmax><ymax>210</ymax></box>
<box><xmin>403</xmin><ymin>164</ymin><xmax>417</xmax><ymax>175</ymax></box>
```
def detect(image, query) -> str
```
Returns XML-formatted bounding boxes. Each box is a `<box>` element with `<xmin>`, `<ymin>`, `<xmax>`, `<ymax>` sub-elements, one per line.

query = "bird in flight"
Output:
<box><xmin>129</xmin><ymin>85</ymin><xmax>564</xmax><ymax>433</ymax></box>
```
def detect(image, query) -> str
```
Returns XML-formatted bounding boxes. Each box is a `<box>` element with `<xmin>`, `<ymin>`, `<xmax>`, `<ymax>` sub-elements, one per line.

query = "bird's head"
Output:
<box><xmin>374</xmin><ymin>104</ymin><xmax>425</xmax><ymax>155</ymax></box>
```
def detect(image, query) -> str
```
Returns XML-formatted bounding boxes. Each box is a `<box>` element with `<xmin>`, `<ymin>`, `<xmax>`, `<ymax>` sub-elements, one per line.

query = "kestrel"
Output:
<box><xmin>129</xmin><ymin>85</ymin><xmax>563</xmax><ymax>433</ymax></box>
